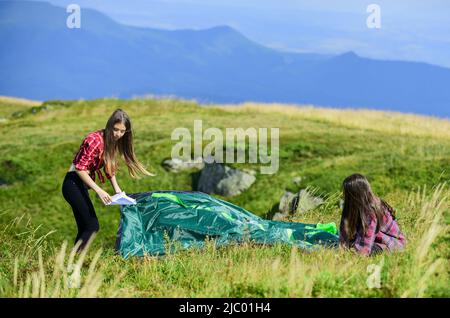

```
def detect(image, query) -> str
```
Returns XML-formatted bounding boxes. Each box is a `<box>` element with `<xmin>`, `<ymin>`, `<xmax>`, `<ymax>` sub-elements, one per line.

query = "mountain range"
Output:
<box><xmin>1</xmin><ymin>0</ymin><xmax>449</xmax><ymax>117</ymax></box>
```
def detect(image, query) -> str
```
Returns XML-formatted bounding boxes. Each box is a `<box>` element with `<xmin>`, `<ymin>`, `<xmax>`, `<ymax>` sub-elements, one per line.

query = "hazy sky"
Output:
<box><xmin>17</xmin><ymin>0</ymin><xmax>450</xmax><ymax>67</ymax></box>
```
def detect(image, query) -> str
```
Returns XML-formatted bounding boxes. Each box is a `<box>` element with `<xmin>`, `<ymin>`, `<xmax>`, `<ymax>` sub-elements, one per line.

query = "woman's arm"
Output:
<box><xmin>109</xmin><ymin>175</ymin><xmax>122</xmax><ymax>194</ymax></box>
<box><xmin>353</xmin><ymin>215</ymin><xmax>377</xmax><ymax>256</ymax></box>
<box><xmin>75</xmin><ymin>170</ymin><xmax>112</xmax><ymax>205</ymax></box>
<box><xmin>72</xmin><ymin>132</ymin><xmax>112</xmax><ymax>205</ymax></box>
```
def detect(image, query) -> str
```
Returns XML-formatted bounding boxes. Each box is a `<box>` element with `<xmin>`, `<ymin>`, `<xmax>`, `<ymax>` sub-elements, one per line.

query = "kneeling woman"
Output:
<box><xmin>339</xmin><ymin>173</ymin><xmax>406</xmax><ymax>256</ymax></box>
<box><xmin>62</xmin><ymin>109</ymin><xmax>154</xmax><ymax>252</ymax></box>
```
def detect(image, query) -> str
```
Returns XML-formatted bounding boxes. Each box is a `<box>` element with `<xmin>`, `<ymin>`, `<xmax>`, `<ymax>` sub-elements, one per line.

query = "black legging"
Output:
<box><xmin>62</xmin><ymin>171</ymin><xmax>99</xmax><ymax>252</ymax></box>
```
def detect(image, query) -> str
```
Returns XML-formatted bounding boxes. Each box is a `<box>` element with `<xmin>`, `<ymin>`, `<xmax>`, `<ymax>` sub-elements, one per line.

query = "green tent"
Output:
<box><xmin>115</xmin><ymin>191</ymin><xmax>339</xmax><ymax>259</ymax></box>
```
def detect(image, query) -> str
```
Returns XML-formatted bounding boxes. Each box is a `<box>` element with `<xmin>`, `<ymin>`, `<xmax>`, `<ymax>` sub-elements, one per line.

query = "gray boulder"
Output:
<box><xmin>296</xmin><ymin>189</ymin><xmax>324</xmax><ymax>214</ymax></box>
<box><xmin>272</xmin><ymin>212</ymin><xmax>287</xmax><ymax>221</ymax></box>
<box><xmin>279</xmin><ymin>191</ymin><xmax>298</xmax><ymax>214</ymax></box>
<box><xmin>162</xmin><ymin>157</ymin><xmax>204</xmax><ymax>172</ymax></box>
<box><xmin>292</xmin><ymin>176</ymin><xmax>303</xmax><ymax>186</ymax></box>
<box><xmin>197</xmin><ymin>162</ymin><xmax>256</xmax><ymax>197</ymax></box>
<box><xmin>273</xmin><ymin>189</ymin><xmax>324</xmax><ymax>220</ymax></box>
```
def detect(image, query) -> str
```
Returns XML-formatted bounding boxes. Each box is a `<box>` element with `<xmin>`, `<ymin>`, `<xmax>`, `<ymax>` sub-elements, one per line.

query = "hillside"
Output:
<box><xmin>0</xmin><ymin>97</ymin><xmax>449</xmax><ymax>297</ymax></box>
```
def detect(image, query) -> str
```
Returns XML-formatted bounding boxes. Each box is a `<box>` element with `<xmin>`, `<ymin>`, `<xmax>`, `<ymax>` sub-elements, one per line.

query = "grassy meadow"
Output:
<box><xmin>0</xmin><ymin>97</ymin><xmax>449</xmax><ymax>297</ymax></box>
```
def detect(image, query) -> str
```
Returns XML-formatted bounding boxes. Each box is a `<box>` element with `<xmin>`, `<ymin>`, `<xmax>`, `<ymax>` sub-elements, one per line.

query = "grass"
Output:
<box><xmin>0</xmin><ymin>96</ymin><xmax>41</xmax><ymax>119</ymax></box>
<box><xmin>0</xmin><ymin>96</ymin><xmax>449</xmax><ymax>297</ymax></box>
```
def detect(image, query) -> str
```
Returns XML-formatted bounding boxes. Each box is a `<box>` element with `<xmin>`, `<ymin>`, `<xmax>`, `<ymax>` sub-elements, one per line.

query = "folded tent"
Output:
<box><xmin>115</xmin><ymin>190</ymin><xmax>339</xmax><ymax>259</ymax></box>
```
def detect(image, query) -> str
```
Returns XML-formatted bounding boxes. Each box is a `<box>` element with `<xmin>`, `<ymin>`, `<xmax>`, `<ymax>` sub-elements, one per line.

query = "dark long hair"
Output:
<box><xmin>341</xmin><ymin>174</ymin><xmax>391</xmax><ymax>240</ymax></box>
<box><xmin>103</xmin><ymin>109</ymin><xmax>154</xmax><ymax>178</ymax></box>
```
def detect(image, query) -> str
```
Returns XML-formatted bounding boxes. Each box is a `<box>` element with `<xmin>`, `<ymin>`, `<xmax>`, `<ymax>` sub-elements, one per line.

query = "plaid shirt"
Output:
<box><xmin>72</xmin><ymin>129</ymin><xmax>113</xmax><ymax>184</ymax></box>
<box><xmin>339</xmin><ymin>203</ymin><xmax>406</xmax><ymax>256</ymax></box>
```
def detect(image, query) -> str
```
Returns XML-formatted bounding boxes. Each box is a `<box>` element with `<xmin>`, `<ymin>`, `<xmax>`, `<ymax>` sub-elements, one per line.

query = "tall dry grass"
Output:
<box><xmin>1</xmin><ymin>185</ymin><xmax>448</xmax><ymax>297</ymax></box>
<box><xmin>1</xmin><ymin>215</ymin><xmax>124</xmax><ymax>298</ymax></box>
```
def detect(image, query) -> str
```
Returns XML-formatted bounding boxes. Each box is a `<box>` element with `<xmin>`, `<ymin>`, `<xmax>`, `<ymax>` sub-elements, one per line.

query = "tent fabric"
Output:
<box><xmin>115</xmin><ymin>190</ymin><xmax>339</xmax><ymax>259</ymax></box>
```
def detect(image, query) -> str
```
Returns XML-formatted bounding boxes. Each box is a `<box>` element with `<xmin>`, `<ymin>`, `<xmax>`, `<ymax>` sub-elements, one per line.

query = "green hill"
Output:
<box><xmin>0</xmin><ymin>97</ymin><xmax>448</xmax><ymax>297</ymax></box>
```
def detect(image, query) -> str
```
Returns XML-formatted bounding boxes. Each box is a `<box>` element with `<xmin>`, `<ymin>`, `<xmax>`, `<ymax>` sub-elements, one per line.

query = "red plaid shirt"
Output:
<box><xmin>339</xmin><ymin>202</ymin><xmax>406</xmax><ymax>256</ymax></box>
<box><xmin>72</xmin><ymin>129</ymin><xmax>113</xmax><ymax>184</ymax></box>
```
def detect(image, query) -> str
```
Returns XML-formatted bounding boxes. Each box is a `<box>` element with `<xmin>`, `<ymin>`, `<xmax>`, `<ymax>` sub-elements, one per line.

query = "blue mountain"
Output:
<box><xmin>1</xmin><ymin>0</ymin><xmax>450</xmax><ymax>117</ymax></box>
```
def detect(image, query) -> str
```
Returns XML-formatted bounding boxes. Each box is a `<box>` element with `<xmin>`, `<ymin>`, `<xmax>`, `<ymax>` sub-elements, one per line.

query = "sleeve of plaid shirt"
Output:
<box><xmin>73</xmin><ymin>134</ymin><xmax>101</xmax><ymax>171</ymax></box>
<box><xmin>353</xmin><ymin>214</ymin><xmax>377</xmax><ymax>256</ymax></box>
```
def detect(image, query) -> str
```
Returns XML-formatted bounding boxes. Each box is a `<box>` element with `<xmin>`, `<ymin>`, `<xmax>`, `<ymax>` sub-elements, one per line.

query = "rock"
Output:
<box><xmin>273</xmin><ymin>189</ymin><xmax>324</xmax><ymax>220</ymax></box>
<box><xmin>197</xmin><ymin>162</ymin><xmax>226</xmax><ymax>193</ymax></box>
<box><xmin>216</xmin><ymin>169</ymin><xmax>256</xmax><ymax>197</ymax></box>
<box><xmin>292</xmin><ymin>176</ymin><xmax>302</xmax><ymax>186</ymax></box>
<box><xmin>162</xmin><ymin>157</ymin><xmax>204</xmax><ymax>172</ymax></box>
<box><xmin>279</xmin><ymin>191</ymin><xmax>298</xmax><ymax>214</ymax></box>
<box><xmin>272</xmin><ymin>212</ymin><xmax>287</xmax><ymax>221</ymax></box>
<box><xmin>296</xmin><ymin>189</ymin><xmax>324</xmax><ymax>214</ymax></box>
<box><xmin>197</xmin><ymin>162</ymin><xmax>256</xmax><ymax>197</ymax></box>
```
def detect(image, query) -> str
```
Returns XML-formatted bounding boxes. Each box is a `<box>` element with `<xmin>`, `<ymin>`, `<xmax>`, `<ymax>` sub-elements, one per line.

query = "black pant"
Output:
<box><xmin>62</xmin><ymin>171</ymin><xmax>99</xmax><ymax>252</ymax></box>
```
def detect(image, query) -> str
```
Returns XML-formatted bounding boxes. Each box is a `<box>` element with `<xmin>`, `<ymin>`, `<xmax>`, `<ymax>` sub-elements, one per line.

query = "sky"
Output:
<box><xmin>12</xmin><ymin>0</ymin><xmax>450</xmax><ymax>68</ymax></box>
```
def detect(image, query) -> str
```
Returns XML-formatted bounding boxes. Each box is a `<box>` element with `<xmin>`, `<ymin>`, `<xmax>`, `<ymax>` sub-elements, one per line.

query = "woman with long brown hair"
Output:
<box><xmin>339</xmin><ymin>173</ymin><xmax>406</xmax><ymax>256</ymax></box>
<box><xmin>62</xmin><ymin>109</ymin><xmax>154</xmax><ymax>252</ymax></box>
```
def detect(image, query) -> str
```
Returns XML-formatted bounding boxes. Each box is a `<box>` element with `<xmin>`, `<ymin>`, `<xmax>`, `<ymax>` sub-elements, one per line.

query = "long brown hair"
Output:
<box><xmin>103</xmin><ymin>109</ymin><xmax>154</xmax><ymax>178</ymax></box>
<box><xmin>341</xmin><ymin>174</ymin><xmax>388</xmax><ymax>240</ymax></box>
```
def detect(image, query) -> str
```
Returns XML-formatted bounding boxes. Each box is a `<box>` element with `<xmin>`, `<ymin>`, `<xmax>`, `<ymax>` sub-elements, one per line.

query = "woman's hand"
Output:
<box><xmin>96</xmin><ymin>188</ymin><xmax>112</xmax><ymax>205</ymax></box>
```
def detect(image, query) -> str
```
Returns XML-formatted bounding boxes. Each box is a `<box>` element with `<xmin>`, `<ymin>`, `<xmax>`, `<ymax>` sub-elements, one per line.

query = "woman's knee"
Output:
<box><xmin>80</xmin><ymin>219</ymin><xmax>99</xmax><ymax>234</ymax></box>
<box><xmin>88</xmin><ymin>220</ymin><xmax>100</xmax><ymax>233</ymax></box>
